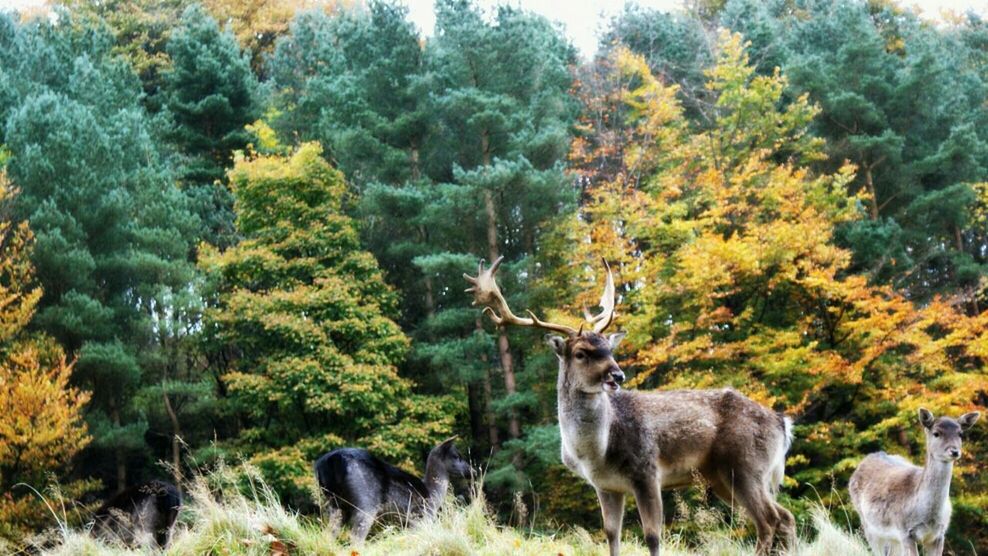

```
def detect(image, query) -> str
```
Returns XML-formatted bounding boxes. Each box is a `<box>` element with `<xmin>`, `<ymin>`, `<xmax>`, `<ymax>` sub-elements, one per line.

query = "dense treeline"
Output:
<box><xmin>0</xmin><ymin>0</ymin><xmax>986</xmax><ymax>552</ymax></box>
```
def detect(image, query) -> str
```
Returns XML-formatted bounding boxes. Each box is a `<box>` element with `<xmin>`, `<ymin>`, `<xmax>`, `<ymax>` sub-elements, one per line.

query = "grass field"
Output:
<box><xmin>20</xmin><ymin>468</ymin><xmax>871</xmax><ymax>556</ymax></box>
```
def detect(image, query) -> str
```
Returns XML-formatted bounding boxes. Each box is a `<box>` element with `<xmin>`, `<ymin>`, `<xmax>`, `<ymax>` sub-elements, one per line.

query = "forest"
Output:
<box><xmin>0</xmin><ymin>0</ymin><xmax>986</xmax><ymax>554</ymax></box>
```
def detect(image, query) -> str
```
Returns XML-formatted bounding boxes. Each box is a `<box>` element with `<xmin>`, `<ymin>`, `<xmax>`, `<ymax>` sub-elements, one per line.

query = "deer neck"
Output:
<box><xmin>423</xmin><ymin>460</ymin><xmax>449</xmax><ymax>518</ymax></box>
<box><xmin>557</xmin><ymin>365</ymin><xmax>613</xmax><ymax>458</ymax></box>
<box><xmin>916</xmin><ymin>452</ymin><xmax>953</xmax><ymax>517</ymax></box>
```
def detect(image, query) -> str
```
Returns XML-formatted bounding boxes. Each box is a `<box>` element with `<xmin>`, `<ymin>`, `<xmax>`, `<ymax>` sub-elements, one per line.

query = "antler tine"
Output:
<box><xmin>525</xmin><ymin>310</ymin><xmax>581</xmax><ymax>336</ymax></box>
<box><xmin>589</xmin><ymin>259</ymin><xmax>616</xmax><ymax>333</ymax></box>
<box><xmin>464</xmin><ymin>256</ymin><xmax>577</xmax><ymax>335</ymax></box>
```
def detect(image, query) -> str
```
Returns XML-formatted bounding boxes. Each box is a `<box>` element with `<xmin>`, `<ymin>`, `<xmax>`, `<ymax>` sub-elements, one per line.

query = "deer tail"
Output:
<box><xmin>770</xmin><ymin>414</ymin><xmax>793</xmax><ymax>495</ymax></box>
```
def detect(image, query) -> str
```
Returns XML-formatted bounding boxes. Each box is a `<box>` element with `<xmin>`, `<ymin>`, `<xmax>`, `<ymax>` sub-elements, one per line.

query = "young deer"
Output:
<box><xmin>465</xmin><ymin>258</ymin><xmax>795</xmax><ymax>556</ymax></box>
<box><xmin>314</xmin><ymin>437</ymin><xmax>471</xmax><ymax>544</ymax></box>
<box><xmin>849</xmin><ymin>408</ymin><xmax>980</xmax><ymax>556</ymax></box>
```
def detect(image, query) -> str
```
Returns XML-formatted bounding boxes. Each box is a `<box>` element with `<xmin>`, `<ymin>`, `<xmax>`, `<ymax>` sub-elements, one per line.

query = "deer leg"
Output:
<box><xmin>596</xmin><ymin>489</ymin><xmax>625</xmax><ymax>556</ymax></box>
<box><xmin>899</xmin><ymin>536</ymin><xmax>919</xmax><ymax>556</ymax></box>
<box><xmin>735</xmin><ymin>482</ymin><xmax>777</xmax><ymax>556</ymax></box>
<box><xmin>711</xmin><ymin>475</ymin><xmax>790</xmax><ymax>553</ymax></box>
<box><xmin>348</xmin><ymin>508</ymin><xmax>375</xmax><ymax>545</ymax></box>
<box><xmin>771</xmin><ymin>501</ymin><xmax>796</xmax><ymax>553</ymax></box>
<box><xmin>325</xmin><ymin>505</ymin><xmax>343</xmax><ymax>539</ymax></box>
<box><xmin>861</xmin><ymin>526</ymin><xmax>885</xmax><ymax>556</ymax></box>
<box><xmin>632</xmin><ymin>478</ymin><xmax>663</xmax><ymax>556</ymax></box>
<box><xmin>922</xmin><ymin>536</ymin><xmax>944</xmax><ymax>556</ymax></box>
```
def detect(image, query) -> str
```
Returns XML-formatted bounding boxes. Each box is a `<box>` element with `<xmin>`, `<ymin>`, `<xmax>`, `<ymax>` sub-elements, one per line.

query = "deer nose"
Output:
<box><xmin>610</xmin><ymin>369</ymin><xmax>625</xmax><ymax>384</ymax></box>
<box><xmin>949</xmin><ymin>448</ymin><xmax>961</xmax><ymax>459</ymax></box>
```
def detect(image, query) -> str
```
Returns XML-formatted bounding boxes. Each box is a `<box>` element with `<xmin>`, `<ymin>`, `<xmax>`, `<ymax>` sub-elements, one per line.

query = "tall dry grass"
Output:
<box><xmin>26</xmin><ymin>465</ymin><xmax>869</xmax><ymax>556</ymax></box>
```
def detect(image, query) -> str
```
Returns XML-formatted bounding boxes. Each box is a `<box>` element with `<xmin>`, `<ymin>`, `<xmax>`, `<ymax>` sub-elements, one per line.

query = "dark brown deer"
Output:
<box><xmin>92</xmin><ymin>479</ymin><xmax>181</xmax><ymax>548</ymax></box>
<box><xmin>465</xmin><ymin>257</ymin><xmax>795</xmax><ymax>556</ymax></box>
<box><xmin>314</xmin><ymin>437</ymin><xmax>471</xmax><ymax>544</ymax></box>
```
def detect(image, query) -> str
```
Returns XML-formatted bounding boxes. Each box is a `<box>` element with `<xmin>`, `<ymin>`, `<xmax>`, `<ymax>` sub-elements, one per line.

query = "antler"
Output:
<box><xmin>464</xmin><ymin>256</ymin><xmax>617</xmax><ymax>335</ymax></box>
<box><xmin>464</xmin><ymin>256</ymin><xmax>577</xmax><ymax>335</ymax></box>
<box><xmin>583</xmin><ymin>258</ymin><xmax>616</xmax><ymax>333</ymax></box>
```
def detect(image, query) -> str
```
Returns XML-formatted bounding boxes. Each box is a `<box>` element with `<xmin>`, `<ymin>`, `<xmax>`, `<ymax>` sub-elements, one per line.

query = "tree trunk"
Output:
<box><xmin>480</xmin><ymin>130</ymin><xmax>521</xmax><ymax>440</ymax></box>
<box><xmin>418</xmin><ymin>225</ymin><xmax>436</xmax><ymax>318</ymax></box>
<box><xmin>864</xmin><ymin>164</ymin><xmax>879</xmax><ymax>220</ymax></box>
<box><xmin>953</xmin><ymin>225</ymin><xmax>980</xmax><ymax>314</ymax></box>
<box><xmin>475</xmin><ymin>317</ymin><xmax>499</xmax><ymax>448</ymax></box>
<box><xmin>111</xmin><ymin>406</ymin><xmax>126</xmax><ymax>494</ymax></box>
<box><xmin>483</xmin><ymin>366</ymin><xmax>499</xmax><ymax>447</ymax></box>
<box><xmin>410</xmin><ymin>143</ymin><xmax>421</xmax><ymax>181</ymax></box>
<box><xmin>466</xmin><ymin>381</ymin><xmax>485</xmax><ymax>455</ymax></box>
<box><xmin>162</xmin><ymin>385</ymin><xmax>183</xmax><ymax>495</ymax></box>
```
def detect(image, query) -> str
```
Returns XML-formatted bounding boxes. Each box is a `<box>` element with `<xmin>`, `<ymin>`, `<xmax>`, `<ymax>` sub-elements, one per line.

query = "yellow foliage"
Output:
<box><xmin>556</xmin><ymin>33</ymin><xmax>988</xmax><ymax>513</ymax></box>
<box><xmin>204</xmin><ymin>0</ymin><xmax>352</xmax><ymax>69</ymax></box>
<box><xmin>0</xmin><ymin>170</ymin><xmax>92</xmax><ymax>543</ymax></box>
<box><xmin>0</xmin><ymin>348</ymin><xmax>91</xmax><ymax>482</ymax></box>
<box><xmin>0</xmin><ymin>173</ymin><xmax>41</xmax><ymax>347</ymax></box>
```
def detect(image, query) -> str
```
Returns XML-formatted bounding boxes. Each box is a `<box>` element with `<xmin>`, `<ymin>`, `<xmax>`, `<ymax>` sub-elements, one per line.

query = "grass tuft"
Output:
<box><xmin>37</xmin><ymin>469</ymin><xmax>870</xmax><ymax>556</ymax></box>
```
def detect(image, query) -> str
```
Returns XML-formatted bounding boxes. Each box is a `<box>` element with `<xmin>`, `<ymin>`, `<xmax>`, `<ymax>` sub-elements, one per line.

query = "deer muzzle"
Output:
<box><xmin>603</xmin><ymin>367</ymin><xmax>625</xmax><ymax>392</ymax></box>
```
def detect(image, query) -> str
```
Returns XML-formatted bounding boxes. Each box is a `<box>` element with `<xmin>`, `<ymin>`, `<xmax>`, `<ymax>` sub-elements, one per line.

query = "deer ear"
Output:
<box><xmin>440</xmin><ymin>435</ymin><xmax>458</xmax><ymax>446</ymax></box>
<box><xmin>918</xmin><ymin>408</ymin><xmax>935</xmax><ymax>429</ymax></box>
<box><xmin>959</xmin><ymin>412</ymin><xmax>981</xmax><ymax>431</ymax></box>
<box><xmin>437</xmin><ymin>435</ymin><xmax>458</xmax><ymax>452</ymax></box>
<box><xmin>608</xmin><ymin>332</ymin><xmax>626</xmax><ymax>350</ymax></box>
<box><xmin>545</xmin><ymin>334</ymin><xmax>566</xmax><ymax>357</ymax></box>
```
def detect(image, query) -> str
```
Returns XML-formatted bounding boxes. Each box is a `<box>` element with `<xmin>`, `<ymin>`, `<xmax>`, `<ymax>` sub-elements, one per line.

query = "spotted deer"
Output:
<box><xmin>465</xmin><ymin>257</ymin><xmax>796</xmax><ymax>556</ymax></box>
<box><xmin>849</xmin><ymin>408</ymin><xmax>980</xmax><ymax>556</ymax></box>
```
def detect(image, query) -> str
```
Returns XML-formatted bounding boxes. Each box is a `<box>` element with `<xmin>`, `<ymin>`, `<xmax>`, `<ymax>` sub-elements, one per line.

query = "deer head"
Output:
<box><xmin>427</xmin><ymin>436</ymin><xmax>472</xmax><ymax>479</ymax></box>
<box><xmin>919</xmin><ymin>408</ymin><xmax>981</xmax><ymax>462</ymax></box>
<box><xmin>464</xmin><ymin>257</ymin><xmax>626</xmax><ymax>392</ymax></box>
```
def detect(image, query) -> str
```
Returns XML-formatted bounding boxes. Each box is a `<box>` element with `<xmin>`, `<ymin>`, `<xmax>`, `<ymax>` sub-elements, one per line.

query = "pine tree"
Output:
<box><xmin>415</xmin><ymin>0</ymin><xmax>578</xmax><ymax>496</ymax></box>
<box><xmin>600</xmin><ymin>3</ymin><xmax>715</xmax><ymax>118</ymax></box>
<box><xmin>163</xmin><ymin>4</ymin><xmax>260</xmax><ymax>248</ymax></box>
<box><xmin>199</xmin><ymin>143</ymin><xmax>458</xmax><ymax>503</ymax></box>
<box><xmin>1</xmin><ymin>12</ymin><xmax>198</xmax><ymax>492</ymax></box>
<box><xmin>269</xmin><ymin>5</ymin><xmax>579</xmax><ymax>499</ymax></box>
<box><xmin>737</xmin><ymin>0</ymin><xmax>988</xmax><ymax>302</ymax></box>
<box><xmin>268</xmin><ymin>0</ymin><xmax>427</xmax><ymax>188</ymax></box>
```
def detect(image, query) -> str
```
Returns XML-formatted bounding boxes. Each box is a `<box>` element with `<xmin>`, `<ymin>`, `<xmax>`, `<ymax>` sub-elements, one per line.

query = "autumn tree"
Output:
<box><xmin>199</xmin><ymin>143</ymin><xmax>458</xmax><ymax>504</ymax></box>
<box><xmin>554</xmin><ymin>36</ymin><xmax>988</xmax><ymax>549</ymax></box>
<box><xmin>205</xmin><ymin>0</ymin><xmax>346</xmax><ymax>75</ymax></box>
<box><xmin>0</xmin><ymin>172</ymin><xmax>91</xmax><ymax>543</ymax></box>
<box><xmin>56</xmin><ymin>0</ymin><xmax>190</xmax><ymax>107</ymax></box>
<box><xmin>605</xmin><ymin>1</ymin><xmax>988</xmax><ymax>304</ymax></box>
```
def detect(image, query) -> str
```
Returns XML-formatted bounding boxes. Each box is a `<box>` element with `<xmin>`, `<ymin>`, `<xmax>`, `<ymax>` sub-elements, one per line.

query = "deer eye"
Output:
<box><xmin>933</xmin><ymin>432</ymin><xmax>940</xmax><ymax>438</ymax></box>
<box><xmin>574</xmin><ymin>351</ymin><xmax>586</xmax><ymax>361</ymax></box>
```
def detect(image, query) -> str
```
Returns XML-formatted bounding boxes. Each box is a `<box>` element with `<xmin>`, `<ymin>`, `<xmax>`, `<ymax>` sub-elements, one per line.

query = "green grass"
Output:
<box><xmin>28</xmin><ymin>469</ymin><xmax>870</xmax><ymax>556</ymax></box>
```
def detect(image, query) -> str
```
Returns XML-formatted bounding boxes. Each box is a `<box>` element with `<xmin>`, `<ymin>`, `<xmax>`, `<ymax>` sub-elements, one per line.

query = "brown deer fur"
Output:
<box><xmin>464</xmin><ymin>258</ymin><xmax>796</xmax><ymax>556</ymax></box>
<box><xmin>548</xmin><ymin>332</ymin><xmax>795</xmax><ymax>556</ymax></box>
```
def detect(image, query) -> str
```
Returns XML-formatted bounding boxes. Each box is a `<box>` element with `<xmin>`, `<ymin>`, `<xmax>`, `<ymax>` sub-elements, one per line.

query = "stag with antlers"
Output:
<box><xmin>466</xmin><ymin>257</ymin><xmax>796</xmax><ymax>556</ymax></box>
